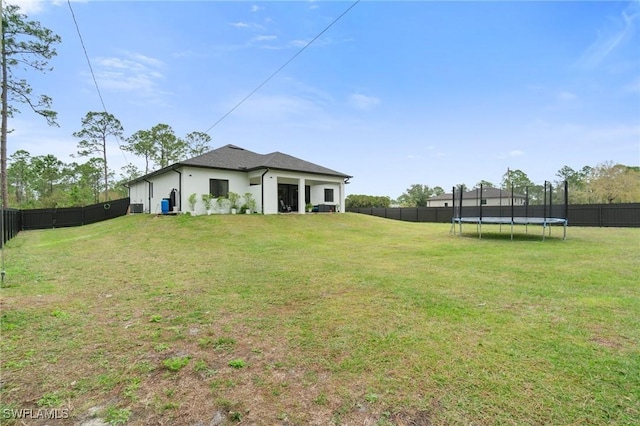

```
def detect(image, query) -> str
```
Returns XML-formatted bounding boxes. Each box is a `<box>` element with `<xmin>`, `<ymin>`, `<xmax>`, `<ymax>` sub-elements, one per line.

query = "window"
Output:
<box><xmin>444</xmin><ymin>202</ymin><xmax>448</xmax><ymax>207</ymax></box>
<box><xmin>481</xmin><ymin>199</ymin><xmax>487</xmax><ymax>205</ymax></box>
<box><xmin>209</xmin><ymin>179</ymin><xmax>229</xmax><ymax>198</ymax></box>
<box><xmin>324</xmin><ymin>188</ymin><xmax>334</xmax><ymax>202</ymax></box>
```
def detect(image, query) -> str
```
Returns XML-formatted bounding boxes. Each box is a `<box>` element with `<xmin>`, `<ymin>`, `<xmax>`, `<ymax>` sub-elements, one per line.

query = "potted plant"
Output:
<box><xmin>202</xmin><ymin>194</ymin><xmax>214</xmax><ymax>215</ymax></box>
<box><xmin>306</xmin><ymin>203</ymin><xmax>314</xmax><ymax>213</ymax></box>
<box><xmin>228</xmin><ymin>192</ymin><xmax>240</xmax><ymax>214</ymax></box>
<box><xmin>243</xmin><ymin>193</ymin><xmax>257</xmax><ymax>214</ymax></box>
<box><xmin>188</xmin><ymin>193</ymin><xmax>198</xmax><ymax>215</ymax></box>
<box><xmin>216</xmin><ymin>196</ymin><xmax>229</xmax><ymax>214</ymax></box>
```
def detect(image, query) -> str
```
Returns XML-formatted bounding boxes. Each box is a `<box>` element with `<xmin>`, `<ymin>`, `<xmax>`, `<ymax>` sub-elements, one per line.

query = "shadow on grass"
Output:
<box><xmin>457</xmin><ymin>231</ymin><xmax>565</xmax><ymax>242</ymax></box>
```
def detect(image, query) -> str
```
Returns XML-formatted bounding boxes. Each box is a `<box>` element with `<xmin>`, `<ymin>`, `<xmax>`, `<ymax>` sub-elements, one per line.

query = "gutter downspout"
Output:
<box><xmin>261</xmin><ymin>168</ymin><xmax>269</xmax><ymax>214</ymax></box>
<box><xmin>143</xmin><ymin>179</ymin><xmax>152</xmax><ymax>213</ymax></box>
<box><xmin>172</xmin><ymin>168</ymin><xmax>182</xmax><ymax>212</ymax></box>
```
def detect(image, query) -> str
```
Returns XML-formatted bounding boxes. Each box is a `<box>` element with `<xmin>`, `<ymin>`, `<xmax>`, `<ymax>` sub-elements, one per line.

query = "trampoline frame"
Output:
<box><xmin>451</xmin><ymin>181</ymin><xmax>568</xmax><ymax>240</ymax></box>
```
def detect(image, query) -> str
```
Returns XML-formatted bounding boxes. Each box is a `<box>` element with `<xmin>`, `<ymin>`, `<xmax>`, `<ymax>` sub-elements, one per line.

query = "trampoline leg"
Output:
<box><xmin>511</xmin><ymin>222</ymin><xmax>513</xmax><ymax>241</ymax></box>
<box><xmin>563</xmin><ymin>222</ymin><xmax>567</xmax><ymax>240</ymax></box>
<box><xmin>479</xmin><ymin>222</ymin><xmax>482</xmax><ymax>239</ymax></box>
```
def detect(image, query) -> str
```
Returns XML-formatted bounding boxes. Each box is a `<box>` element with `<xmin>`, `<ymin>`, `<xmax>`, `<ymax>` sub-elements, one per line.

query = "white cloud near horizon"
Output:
<box><xmin>492</xmin><ymin>150</ymin><xmax>526</xmax><ymax>160</ymax></box>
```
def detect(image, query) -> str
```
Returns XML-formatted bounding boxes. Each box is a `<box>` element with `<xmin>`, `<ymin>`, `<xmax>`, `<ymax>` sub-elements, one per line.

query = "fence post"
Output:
<box><xmin>599</xmin><ymin>205</ymin><xmax>602</xmax><ymax>227</ymax></box>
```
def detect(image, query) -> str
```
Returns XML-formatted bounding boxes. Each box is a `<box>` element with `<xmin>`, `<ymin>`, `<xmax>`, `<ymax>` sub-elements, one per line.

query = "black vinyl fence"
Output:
<box><xmin>21</xmin><ymin>198</ymin><xmax>131</xmax><ymax>230</ymax></box>
<box><xmin>1</xmin><ymin>198</ymin><xmax>130</xmax><ymax>245</ymax></box>
<box><xmin>347</xmin><ymin>203</ymin><xmax>640</xmax><ymax>228</ymax></box>
<box><xmin>1</xmin><ymin>208</ymin><xmax>22</xmax><ymax>247</ymax></box>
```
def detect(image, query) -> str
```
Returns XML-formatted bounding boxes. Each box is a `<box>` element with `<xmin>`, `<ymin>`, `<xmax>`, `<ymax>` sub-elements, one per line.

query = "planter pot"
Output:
<box><xmin>246</xmin><ymin>209</ymin><xmax>251</xmax><ymax>214</ymax></box>
<box><xmin>231</xmin><ymin>208</ymin><xmax>237</xmax><ymax>214</ymax></box>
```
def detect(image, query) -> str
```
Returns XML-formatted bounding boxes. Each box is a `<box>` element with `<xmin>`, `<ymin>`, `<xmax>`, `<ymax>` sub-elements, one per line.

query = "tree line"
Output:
<box><xmin>7</xmin><ymin>115</ymin><xmax>212</xmax><ymax>208</ymax></box>
<box><xmin>1</xmin><ymin>4</ymin><xmax>213</xmax><ymax>208</ymax></box>
<box><xmin>346</xmin><ymin>163</ymin><xmax>640</xmax><ymax>208</ymax></box>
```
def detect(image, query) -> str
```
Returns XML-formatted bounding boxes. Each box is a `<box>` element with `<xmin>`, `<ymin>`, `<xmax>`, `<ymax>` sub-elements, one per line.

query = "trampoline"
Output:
<box><xmin>451</xmin><ymin>181</ymin><xmax>568</xmax><ymax>240</ymax></box>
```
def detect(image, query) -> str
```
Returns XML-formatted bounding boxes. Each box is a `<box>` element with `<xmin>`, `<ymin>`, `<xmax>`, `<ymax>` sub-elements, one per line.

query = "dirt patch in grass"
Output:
<box><xmin>389</xmin><ymin>410</ymin><xmax>434</xmax><ymax>426</ymax></box>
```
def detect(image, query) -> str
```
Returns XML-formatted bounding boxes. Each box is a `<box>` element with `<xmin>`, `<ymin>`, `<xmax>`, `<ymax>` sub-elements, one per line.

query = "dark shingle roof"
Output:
<box><xmin>429</xmin><ymin>187</ymin><xmax>526</xmax><ymax>201</ymax></box>
<box><xmin>129</xmin><ymin>144</ymin><xmax>350</xmax><ymax>184</ymax></box>
<box><xmin>181</xmin><ymin>144</ymin><xmax>265</xmax><ymax>169</ymax></box>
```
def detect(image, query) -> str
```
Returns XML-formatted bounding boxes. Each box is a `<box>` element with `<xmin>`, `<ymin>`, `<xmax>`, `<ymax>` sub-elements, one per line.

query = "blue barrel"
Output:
<box><xmin>161</xmin><ymin>199</ymin><xmax>169</xmax><ymax>214</ymax></box>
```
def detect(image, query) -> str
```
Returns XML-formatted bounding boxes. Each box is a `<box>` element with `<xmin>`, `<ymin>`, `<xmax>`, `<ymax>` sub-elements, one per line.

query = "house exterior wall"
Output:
<box><xmin>129</xmin><ymin>181</ymin><xmax>148</xmax><ymax>212</ymax></box>
<box><xmin>128</xmin><ymin>173</ymin><xmax>179</xmax><ymax>213</ymax></box>
<box><xmin>130</xmin><ymin>166</ymin><xmax>346</xmax><ymax>215</ymax></box>
<box><xmin>181</xmin><ymin>166</ymin><xmax>252</xmax><ymax>215</ymax></box>
<box><xmin>150</xmin><ymin>171</ymin><xmax>181</xmax><ymax>213</ymax></box>
<box><xmin>262</xmin><ymin>171</ymin><xmax>279</xmax><ymax>214</ymax></box>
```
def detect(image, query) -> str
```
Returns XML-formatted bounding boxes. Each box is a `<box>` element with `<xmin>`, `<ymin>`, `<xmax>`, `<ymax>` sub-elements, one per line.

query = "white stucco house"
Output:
<box><xmin>127</xmin><ymin>144</ymin><xmax>351</xmax><ymax>215</ymax></box>
<box><xmin>427</xmin><ymin>187</ymin><xmax>526</xmax><ymax>208</ymax></box>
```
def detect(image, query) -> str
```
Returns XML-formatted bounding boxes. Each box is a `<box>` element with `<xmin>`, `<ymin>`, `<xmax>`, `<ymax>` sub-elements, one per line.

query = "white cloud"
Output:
<box><xmin>250</xmin><ymin>5</ymin><xmax>263</xmax><ymax>13</ymax></box>
<box><xmin>492</xmin><ymin>150</ymin><xmax>526</xmax><ymax>160</ymax></box>
<box><xmin>578</xmin><ymin>1</ymin><xmax>640</xmax><ymax>68</ymax></box>
<box><xmin>557</xmin><ymin>91</ymin><xmax>577</xmax><ymax>102</ymax></box>
<box><xmin>251</xmin><ymin>35</ymin><xmax>278</xmax><ymax>42</ymax></box>
<box><xmin>585</xmin><ymin>123</ymin><xmax>640</xmax><ymax>141</ymax></box>
<box><xmin>7</xmin><ymin>0</ymin><xmax>86</xmax><ymax>14</ymax></box>
<box><xmin>230</xmin><ymin>22</ymin><xmax>249</xmax><ymax>28</ymax></box>
<box><xmin>233</xmin><ymin>94</ymin><xmax>323</xmax><ymax>122</ymax></box>
<box><xmin>7</xmin><ymin>0</ymin><xmax>45</xmax><ymax>13</ymax></box>
<box><xmin>347</xmin><ymin>93</ymin><xmax>381</xmax><ymax>111</ymax></box>
<box><xmin>92</xmin><ymin>52</ymin><xmax>167</xmax><ymax>99</ymax></box>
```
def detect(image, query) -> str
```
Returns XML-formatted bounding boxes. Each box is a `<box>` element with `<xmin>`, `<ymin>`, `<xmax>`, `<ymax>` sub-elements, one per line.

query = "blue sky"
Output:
<box><xmin>7</xmin><ymin>0</ymin><xmax>640</xmax><ymax>198</ymax></box>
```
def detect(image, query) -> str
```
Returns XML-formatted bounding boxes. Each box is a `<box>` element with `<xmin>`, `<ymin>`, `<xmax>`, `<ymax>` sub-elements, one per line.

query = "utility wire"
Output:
<box><xmin>203</xmin><ymin>0</ymin><xmax>360</xmax><ymax>134</ymax></box>
<box><xmin>67</xmin><ymin>0</ymin><xmax>130</xmax><ymax>166</ymax></box>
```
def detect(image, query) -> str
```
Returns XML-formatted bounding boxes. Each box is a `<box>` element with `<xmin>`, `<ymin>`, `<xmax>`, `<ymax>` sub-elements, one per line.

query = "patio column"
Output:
<box><xmin>298</xmin><ymin>177</ymin><xmax>306</xmax><ymax>214</ymax></box>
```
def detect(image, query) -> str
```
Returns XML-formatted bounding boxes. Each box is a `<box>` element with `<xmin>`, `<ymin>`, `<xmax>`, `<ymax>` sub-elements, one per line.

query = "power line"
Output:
<box><xmin>203</xmin><ymin>0</ymin><xmax>360</xmax><ymax>134</ymax></box>
<box><xmin>67</xmin><ymin>0</ymin><xmax>130</xmax><ymax>167</ymax></box>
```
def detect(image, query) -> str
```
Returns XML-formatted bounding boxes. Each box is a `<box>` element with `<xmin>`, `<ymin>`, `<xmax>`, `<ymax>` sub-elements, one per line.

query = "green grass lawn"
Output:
<box><xmin>1</xmin><ymin>213</ymin><xmax>638</xmax><ymax>425</ymax></box>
